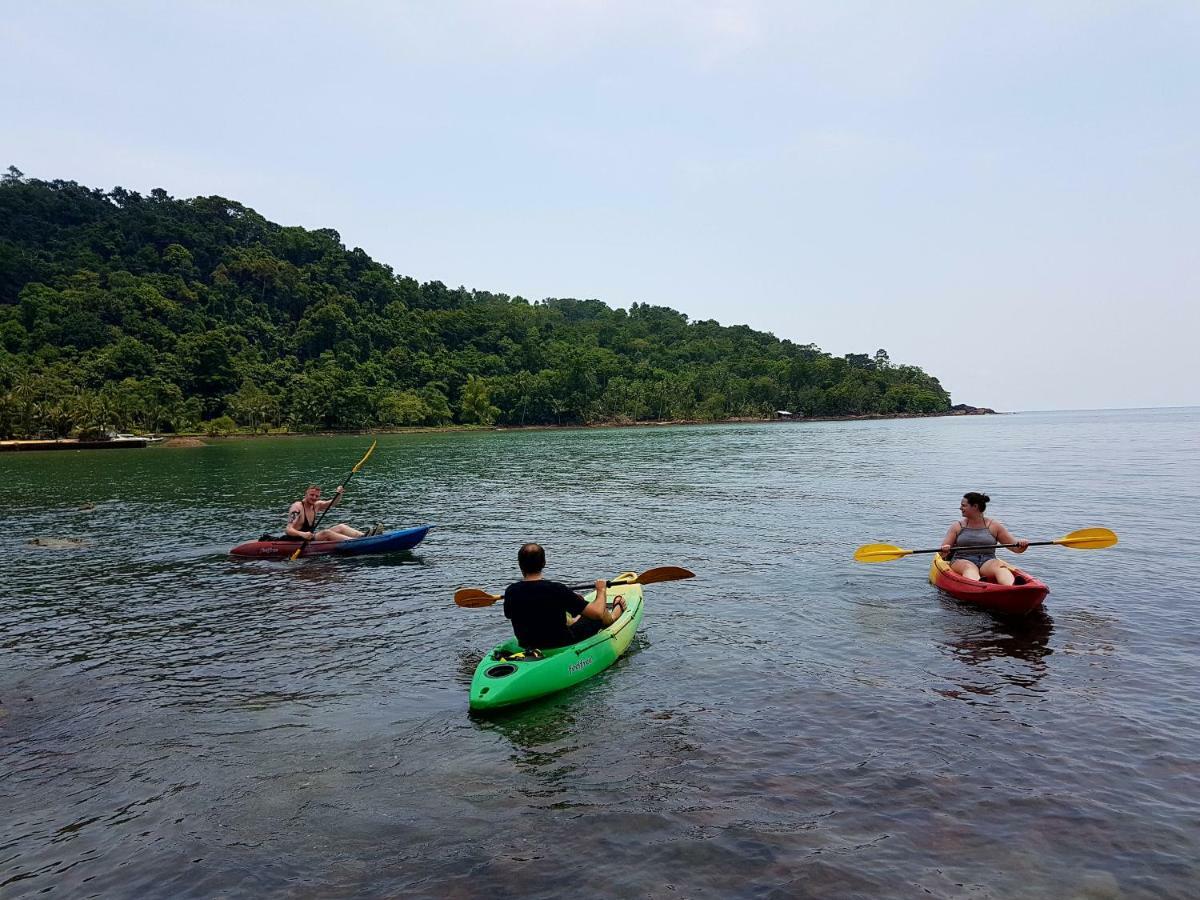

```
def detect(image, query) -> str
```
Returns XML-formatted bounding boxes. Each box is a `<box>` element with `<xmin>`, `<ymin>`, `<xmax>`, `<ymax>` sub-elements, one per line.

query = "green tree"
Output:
<box><xmin>377</xmin><ymin>389</ymin><xmax>431</xmax><ymax>427</ymax></box>
<box><xmin>227</xmin><ymin>380</ymin><xmax>280</xmax><ymax>432</ymax></box>
<box><xmin>0</xmin><ymin>173</ymin><xmax>955</xmax><ymax>436</ymax></box>
<box><xmin>204</xmin><ymin>415</ymin><xmax>238</xmax><ymax>436</ymax></box>
<box><xmin>459</xmin><ymin>374</ymin><xmax>500</xmax><ymax>425</ymax></box>
<box><xmin>419</xmin><ymin>385</ymin><xmax>453</xmax><ymax>425</ymax></box>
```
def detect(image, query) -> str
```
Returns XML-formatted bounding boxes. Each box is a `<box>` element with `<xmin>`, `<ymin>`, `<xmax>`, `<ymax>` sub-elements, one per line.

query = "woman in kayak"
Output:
<box><xmin>503</xmin><ymin>543</ymin><xmax>626</xmax><ymax>650</ymax></box>
<box><xmin>939</xmin><ymin>492</ymin><xmax>1030</xmax><ymax>585</ymax></box>
<box><xmin>285</xmin><ymin>485</ymin><xmax>368</xmax><ymax>542</ymax></box>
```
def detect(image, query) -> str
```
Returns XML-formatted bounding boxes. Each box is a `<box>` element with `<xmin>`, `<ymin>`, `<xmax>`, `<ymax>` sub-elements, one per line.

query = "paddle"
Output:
<box><xmin>853</xmin><ymin>527</ymin><xmax>1118</xmax><ymax>564</ymax></box>
<box><xmin>289</xmin><ymin>439</ymin><xmax>378</xmax><ymax>561</ymax></box>
<box><xmin>454</xmin><ymin>565</ymin><xmax>696</xmax><ymax>608</ymax></box>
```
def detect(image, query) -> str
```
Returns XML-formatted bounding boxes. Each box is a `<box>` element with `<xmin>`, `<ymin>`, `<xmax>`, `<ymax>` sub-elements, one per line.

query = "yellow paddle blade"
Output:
<box><xmin>1054</xmin><ymin>527</ymin><xmax>1118</xmax><ymax>550</ymax></box>
<box><xmin>454</xmin><ymin>587</ymin><xmax>501</xmax><ymax>608</ymax></box>
<box><xmin>853</xmin><ymin>543</ymin><xmax>912</xmax><ymax>563</ymax></box>
<box><xmin>352</xmin><ymin>439</ymin><xmax>378</xmax><ymax>473</ymax></box>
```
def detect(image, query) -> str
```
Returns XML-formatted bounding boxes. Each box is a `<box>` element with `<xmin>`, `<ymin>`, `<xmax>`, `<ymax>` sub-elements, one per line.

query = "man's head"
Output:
<box><xmin>518</xmin><ymin>542</ymin><xmax>546</xmax><ymax>575</ymax></box>
<box><xmin>304</xmin><ymin>486</ymin><xmax>322</xmax><ymax>502</ymax></box>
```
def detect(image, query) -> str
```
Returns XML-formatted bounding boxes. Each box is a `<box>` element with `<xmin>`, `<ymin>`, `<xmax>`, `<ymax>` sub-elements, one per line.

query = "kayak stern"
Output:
<box><xmin>929</xmin><ymin>554</ymin><xmax>1049</xmax><ymax>615</ymax></box>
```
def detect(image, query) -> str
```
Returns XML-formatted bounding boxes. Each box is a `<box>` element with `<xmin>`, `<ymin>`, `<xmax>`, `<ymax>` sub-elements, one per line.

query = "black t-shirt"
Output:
<box><xmin>503</xmin><ymin>579</ymin><xmax>589</xmax><ymax>650</ymax></box>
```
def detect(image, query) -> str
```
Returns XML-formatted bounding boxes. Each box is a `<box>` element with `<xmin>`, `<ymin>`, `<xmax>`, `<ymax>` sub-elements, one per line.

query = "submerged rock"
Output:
<box><xmin>1070</xmin><ymin>870</ymin><xmax>1121</xmax><ymax>899</ymax></box>
<box><xmin>27</xmin><ymin>537</ymin><xmax>89</xmax><ymax>550</ymax></box>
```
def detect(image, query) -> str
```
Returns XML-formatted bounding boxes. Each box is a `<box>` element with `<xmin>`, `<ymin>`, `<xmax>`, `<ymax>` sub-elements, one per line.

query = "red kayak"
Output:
<box><xmin>929</xmin><ymin>554</ymin><xmax>1048</xmax><ymax>615</ymax></box>
<box><xmin>230</xmin><ymin>525</ymin><xmax>432</xmax><ymax>559</ymax></box>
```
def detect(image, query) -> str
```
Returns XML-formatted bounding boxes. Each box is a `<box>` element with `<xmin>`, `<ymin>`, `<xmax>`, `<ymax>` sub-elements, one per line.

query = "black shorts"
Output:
<box><xmin>568</xmin><ymin>617</ymin><xmax>604</xmax><ymax>642</ymax></box>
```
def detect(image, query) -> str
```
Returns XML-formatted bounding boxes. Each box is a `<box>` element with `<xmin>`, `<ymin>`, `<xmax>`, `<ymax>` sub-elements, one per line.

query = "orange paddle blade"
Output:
<box><xmin>454</xmin><ymin>588</ymin><xmax>502</xmax><ymax>608</ymax></box>
<box><xmin>632</xmin><ymin>565</ymin><xmax>696</xmax><ymax>585</ymax></box>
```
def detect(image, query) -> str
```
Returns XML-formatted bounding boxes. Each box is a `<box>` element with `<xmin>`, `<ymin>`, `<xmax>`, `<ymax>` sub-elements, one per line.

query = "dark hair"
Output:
<box><xmin>518</xmin><ymin>543</ymin><xmax>546</xmax><ymax>575</ymax></box>
<box><xmin>963</xmin><ymin>492</ymin><xmax>990</xmax><ymax>512</ymax></box>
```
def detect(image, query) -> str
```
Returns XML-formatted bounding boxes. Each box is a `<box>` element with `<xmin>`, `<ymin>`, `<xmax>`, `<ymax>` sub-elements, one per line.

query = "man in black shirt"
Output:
<box><xmin>503</xmin><ymin>543</ymin><xmax>627</xmax><ymax>650</ymax></box>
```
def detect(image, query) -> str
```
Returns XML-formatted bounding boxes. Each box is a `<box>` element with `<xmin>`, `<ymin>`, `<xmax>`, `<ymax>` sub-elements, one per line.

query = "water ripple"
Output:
<box><xmin>2</xmin><ymin>409</ymin><xmax>1199</xmax><ymax>897</ymax></box>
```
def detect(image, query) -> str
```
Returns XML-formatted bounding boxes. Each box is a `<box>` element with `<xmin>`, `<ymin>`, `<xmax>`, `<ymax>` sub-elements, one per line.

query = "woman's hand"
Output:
<box><xmin>939</xmin><ymin>543</ymin><xmax>953</xmax><ymax>559</ymax></box>
<box><xmin>1014</xmin><ymin>539</ymin><xmax>1029</xmax><ymax>553</ymax></box>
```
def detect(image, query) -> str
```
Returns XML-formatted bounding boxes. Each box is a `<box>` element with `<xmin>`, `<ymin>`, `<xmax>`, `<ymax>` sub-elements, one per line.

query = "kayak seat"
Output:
<box><xmin>492</xmin><ymin>648</ymin><xmax>544</xmax><ymax>662</ymax></box>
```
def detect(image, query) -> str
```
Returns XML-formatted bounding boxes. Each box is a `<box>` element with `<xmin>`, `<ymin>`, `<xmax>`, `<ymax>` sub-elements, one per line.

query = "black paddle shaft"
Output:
<box><xmin>933</xmin><ymin>540</ymin><xmax>1045</xmax><ymax>557</ymax></box>
<box><xmin>566</xmin><ymin>578</ymin><xmax>626</xmax><ymax>591</ymax></box>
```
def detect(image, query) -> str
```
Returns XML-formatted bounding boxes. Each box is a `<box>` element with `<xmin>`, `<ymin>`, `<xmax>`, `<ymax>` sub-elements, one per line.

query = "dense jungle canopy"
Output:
<box><xmin>0</xmin><ymin>168</ymin><xmax>952</xmax><ymax>438</ymax></box>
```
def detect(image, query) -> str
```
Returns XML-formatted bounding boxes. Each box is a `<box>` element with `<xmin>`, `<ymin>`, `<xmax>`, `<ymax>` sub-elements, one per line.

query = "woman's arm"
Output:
<box><xmin>939</xmin><ymin>522</ymin><xmax>961</xmax><ymax>558</ymax></box>
<box><xmin>990</xmin><ymin>520</ymin><xmax>1029</xmax><ymax>552</ymax></box>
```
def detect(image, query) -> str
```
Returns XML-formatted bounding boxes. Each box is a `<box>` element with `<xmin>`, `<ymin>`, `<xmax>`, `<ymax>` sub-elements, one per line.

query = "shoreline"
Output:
<box><xmin>164</xmin><ymin>407</ymin><xmax>1000</xmax><ymax>445</ymax></box>
<box><xmin>2</xmin><ymin>407</ymin><xmax>1002</xmax><ymax>451</ymax></box>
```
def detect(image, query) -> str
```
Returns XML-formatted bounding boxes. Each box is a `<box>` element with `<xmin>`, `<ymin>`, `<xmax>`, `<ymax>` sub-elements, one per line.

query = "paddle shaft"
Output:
<box><xmin>854</xmin><ymin>527</ymin><xmax>1116</xmax><ymax>564</ymax></box>
<box><xmin>454</xmin><ymin>566</ymin><xmax>695</xmax><ymax>608</ymax></box>
<box><xmin>922</xmin><ymin>540</ymin><xmax>1048</xmax><ymax>557</ymax></box>
<box><xmin>566</xmin><ymin>579</ymin><xmax>628</xmax><ymax>592</ymax></box>
<box><xmin>565</xmin><ymin>566</ymin><xmax>695</xmax><ymax>591</ymax></box>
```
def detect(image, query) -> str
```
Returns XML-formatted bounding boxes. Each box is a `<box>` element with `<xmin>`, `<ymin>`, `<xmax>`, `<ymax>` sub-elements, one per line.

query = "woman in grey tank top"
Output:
<box><xmin>938</xmin><ymin>492</ymin><xmax>1030</xmax><ymax>585</ymax></box>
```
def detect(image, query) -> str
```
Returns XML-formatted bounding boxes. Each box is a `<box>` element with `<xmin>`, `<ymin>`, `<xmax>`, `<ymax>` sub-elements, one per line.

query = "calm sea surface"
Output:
<box><xmin>2</xmin><ymin>409</ymin><xmax>1198</xmax><ymax>898</ymax></box>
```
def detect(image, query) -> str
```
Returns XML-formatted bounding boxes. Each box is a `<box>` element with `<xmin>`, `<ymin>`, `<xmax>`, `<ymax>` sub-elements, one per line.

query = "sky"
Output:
<box><xmin>3</xmin><ymin>1</ymin><xmax>1198</xmax><ymax>411</ymax></box>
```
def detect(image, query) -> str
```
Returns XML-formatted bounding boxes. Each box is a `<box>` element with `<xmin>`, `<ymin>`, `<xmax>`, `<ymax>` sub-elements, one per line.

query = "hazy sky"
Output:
<box><xmin>5</xmin><ymin>1</ymin><xmax>1198</xmax><ymax>410</ymax></box>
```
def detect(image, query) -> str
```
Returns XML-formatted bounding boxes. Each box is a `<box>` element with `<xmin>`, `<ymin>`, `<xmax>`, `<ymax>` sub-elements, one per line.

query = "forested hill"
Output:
<box><xmin>0</xmin><ymin>168</ymin><xmax>952</xmax><ymax>438</ymax></box>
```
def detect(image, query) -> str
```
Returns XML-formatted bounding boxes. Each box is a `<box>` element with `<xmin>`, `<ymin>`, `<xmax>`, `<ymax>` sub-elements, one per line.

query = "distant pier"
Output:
<box><xmin>0</xmin><ymin>437</ymin><xmax>149</xmax><ymax>452</ymax></box>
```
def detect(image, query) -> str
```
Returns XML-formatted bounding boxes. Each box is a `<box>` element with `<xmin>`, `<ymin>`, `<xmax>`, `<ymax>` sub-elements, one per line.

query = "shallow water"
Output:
<box><xmin>2</xmin><ymin>409</ymin><xmax>1198</xmax><ymax>898</ymax></box>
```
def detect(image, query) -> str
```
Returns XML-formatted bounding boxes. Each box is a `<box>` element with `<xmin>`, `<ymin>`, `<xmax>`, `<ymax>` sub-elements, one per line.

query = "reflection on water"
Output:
<box><xmin>228</xmin><ymin>549</ymin><xmax>428</xmax><ymax>577</ymax></box>
<box><xmin>476</xmin><ymin>700</ymin><xmax>582</xmax><ymax>767</ymax></box>
<box><xmin>934</xmin><ymin>610</ymin><xmax>1054</xmax><ymax>702</ymax></box>
<box><xmin>336</xmin><ymin>550</ymin><xmax>429</xmax><ymax>571</ymax></box>
<box><xmin>942</xmin><ymin>609</ymin><xmax>1055</xmax><ymax>666</ymax></box>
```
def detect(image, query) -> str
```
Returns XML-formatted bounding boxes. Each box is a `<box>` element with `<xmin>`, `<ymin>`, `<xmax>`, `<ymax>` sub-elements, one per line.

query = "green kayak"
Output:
<box><xmin>469</xmin><ymin>575</ymin><xmax>645</xmax><ymax>712</ymax></box>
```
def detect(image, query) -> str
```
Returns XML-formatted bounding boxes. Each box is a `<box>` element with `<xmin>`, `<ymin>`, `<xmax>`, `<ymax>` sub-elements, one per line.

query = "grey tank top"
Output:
<box><xmin>953</xmin><ymin>521</ymin><xmax>996</xmax><ymax>561</ymax></box>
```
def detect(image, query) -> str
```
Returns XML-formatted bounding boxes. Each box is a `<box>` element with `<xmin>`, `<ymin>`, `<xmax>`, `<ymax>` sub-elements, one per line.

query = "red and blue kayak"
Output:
<box><xmin>230</xmin><ymin>525</ymin><xmax>432</xmax><ymax>559</ymax></box>
<box><xmin>929</xmin><ymin>554</ymin><xmax>1049</xmax><ymax>615</ymax></box>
